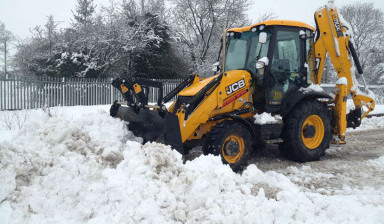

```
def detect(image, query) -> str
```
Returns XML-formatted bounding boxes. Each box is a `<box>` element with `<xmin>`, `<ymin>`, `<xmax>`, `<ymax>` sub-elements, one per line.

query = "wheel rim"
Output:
<box><xmin>222</xmin><ymin>135</ymin><xmax>245</xmax><ymax>163</ymax></box>
<box><xmin>301</xmin><ymin>115</ymin><xmax>324</xmax><ymax>149</ymax></box>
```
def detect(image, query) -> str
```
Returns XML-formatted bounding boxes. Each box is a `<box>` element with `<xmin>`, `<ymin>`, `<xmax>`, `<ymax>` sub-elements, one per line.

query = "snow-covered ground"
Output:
<box><xmin>1</xmin><ymin>105</ymin><xmax>384</xmax><ymax>223</ymax></box>
<box><xmin>371</xmin><ymin>104</ymin><xmax>384</xmax><ymax>114</ymax></box>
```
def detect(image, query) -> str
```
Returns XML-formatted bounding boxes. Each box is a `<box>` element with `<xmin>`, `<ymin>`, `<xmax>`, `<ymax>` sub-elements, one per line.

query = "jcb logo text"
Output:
<box><xmin>225</xmin><ymin>79</ymin><xmax>245</xmax><ymax>95</ymax></box>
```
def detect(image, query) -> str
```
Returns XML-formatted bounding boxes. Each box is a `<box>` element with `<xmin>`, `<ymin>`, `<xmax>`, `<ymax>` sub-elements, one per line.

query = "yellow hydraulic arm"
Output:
<box><xmin>312</xmin><ymin>1</ymin><xmax>375</xmax><ymax>142</ymax></box>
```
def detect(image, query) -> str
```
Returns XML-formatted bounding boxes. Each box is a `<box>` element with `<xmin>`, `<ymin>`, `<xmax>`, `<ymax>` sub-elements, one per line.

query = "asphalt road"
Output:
<box><xmin>251</xmin><ymin>129</ymin><xmax>384</xmax><ymax>195</ymax></box>
<box><xmin>186</xmin><ymin>128</ymin><xmax>384</xmax><ymax>195</ymax></box>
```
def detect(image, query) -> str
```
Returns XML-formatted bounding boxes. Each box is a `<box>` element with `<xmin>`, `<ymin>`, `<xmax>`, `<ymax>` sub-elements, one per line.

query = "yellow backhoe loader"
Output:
<box><xmin>110</xmin><ymin>1</ymin><xmax>375</xmax><ymax>171</ymax></box>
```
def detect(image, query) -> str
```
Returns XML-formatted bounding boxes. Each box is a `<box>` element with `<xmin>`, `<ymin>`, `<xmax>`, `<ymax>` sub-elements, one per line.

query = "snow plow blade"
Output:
<box><xmin>109</xmin><ymin>76</ymin><xmax>194</xmax><ymax>154</ymax></box>
<box><xmin>110</xmin><ymin>102</ymin><xmax>184</xmax><ymax>154</ymax></box>
<box><xmin>110</xmin><ymin>103</ymin><xmax>165</xmax><ymax>142</ymax></box>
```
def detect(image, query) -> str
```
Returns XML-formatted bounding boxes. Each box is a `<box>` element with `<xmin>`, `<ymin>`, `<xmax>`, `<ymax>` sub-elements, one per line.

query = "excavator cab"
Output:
<box><xmin>266</xmin><ymin>27</ymin><xmax>312</xmax><ymax>110</ymax></box>
<box><xmin>224</xmin><ymin>26</ymin><xmax>271</xmax><ymax>110</ymax></box>
<box><xmin>225</xmin><ymin>21</ymin><xmax>323</xmax><ymax>114</ymax></box>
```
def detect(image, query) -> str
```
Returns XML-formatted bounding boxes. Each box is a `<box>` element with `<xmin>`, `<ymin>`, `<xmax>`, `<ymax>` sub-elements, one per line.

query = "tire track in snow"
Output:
<box><xmin>251</xmin><ymin>129</ymin><xmax>384</xmax><ymax>195</ymax></box>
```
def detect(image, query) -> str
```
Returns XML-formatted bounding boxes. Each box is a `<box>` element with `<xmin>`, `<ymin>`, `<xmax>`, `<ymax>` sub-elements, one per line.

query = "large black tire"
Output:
<box><xmin>280</xmin><ymin>99</ymin><xmax>332</xmax><ymax>162</ymax></box>
<box><xmin>203</xmin><ymin>120</ymin><xmax>253</xmax><ymax>171</ymax></box>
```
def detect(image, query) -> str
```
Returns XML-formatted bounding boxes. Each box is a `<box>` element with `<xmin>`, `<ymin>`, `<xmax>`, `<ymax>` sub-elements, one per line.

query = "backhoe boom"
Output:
<box><xmin>313</xmin><ymin>1</ymin><xmax>375</xmax><ymax>141</ymax></box>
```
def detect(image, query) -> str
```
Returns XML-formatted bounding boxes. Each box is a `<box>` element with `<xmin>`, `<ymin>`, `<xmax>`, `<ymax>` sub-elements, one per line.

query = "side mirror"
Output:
<box><xmin>259</xmin><ymin>32</ymin><xmax>268</xmax><ymax>44</ymax></box>
<box><xmin>212</xmin><ymin>62</ymin><xmax>221</xmax><ymax>72</ymax></box>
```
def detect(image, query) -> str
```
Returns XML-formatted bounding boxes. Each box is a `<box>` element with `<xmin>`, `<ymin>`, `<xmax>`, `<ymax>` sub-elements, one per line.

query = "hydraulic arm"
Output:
<box><xmin>312</xmin><ymin>1</ymin><xmax>375</xmax><ymax>142</ymax></box>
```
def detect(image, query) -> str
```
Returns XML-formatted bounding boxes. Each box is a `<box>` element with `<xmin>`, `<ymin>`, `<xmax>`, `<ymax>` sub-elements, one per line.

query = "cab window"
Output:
<box><xmin>268</xmin><ymin>29</ymin><xmax>303</xmax><ymax>105</ymax></box>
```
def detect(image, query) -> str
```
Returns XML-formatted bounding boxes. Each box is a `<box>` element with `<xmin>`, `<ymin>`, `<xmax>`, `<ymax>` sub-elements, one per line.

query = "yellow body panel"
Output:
<box><xmin>173</xmin><ymin>70</ymin><xmax>254</xmax><ymax>142</ymax></box>
<box><xmin>133</xmin><ymin>83</ymin><xmax>142</xmax><ymax>93</ymax></box>
<box><xmin>314</xmin><ymin>7</ymin><xmax>354</xmax><ymax>88</ymax></box>
<box><xmin>187</xmin><ymin>122</ymin><xmax>218</xmax><ymax>140</ymax></box>
<box><xmin>179</xmin><ymin>75</ymin><xmax>218</xmax><ymax>96</ymax></box>
<box><xmin>167</xmin><ymin>101</ymin><xmax>176</xmax><ymax>113</ymax></box>
<box><xmin>313</xmin><ymin>5</ymin><xmax>375</xmax><ymax>140</ymax></box>
<box><xmin>333</xmin><ymin>83</ymin><xmax>347</xmax><ymax>143</ymax></box>
<box><xmin>228</xmin><ymin>20</ymin><xmax>315</xmax><ymax>33</ymax></box>
<box><xmin>121</xmin><ymin>84</ymin><xmax>128</xmax><ymax>93</ymax></box>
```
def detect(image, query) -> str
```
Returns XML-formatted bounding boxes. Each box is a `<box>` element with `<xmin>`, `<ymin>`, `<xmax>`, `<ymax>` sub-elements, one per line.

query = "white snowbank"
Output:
<box><xmin>348</xmin><ymin>116</ymin><xmax>384</xmax><ymax>132</ymax></box>
<box><xmin>346</xmin><ymin>99</ymin><xmax>383</xmax><ymax>116</ymax></box>
<box><xmin>0</xmin><ymin>106</ymin><xmax>384</xmax><ymax>223</ymax></box>
<box><xmin>367</xmin><ymin>156</ymin><xmax>384</xmax><ymax>171</ymax></box>
<box><xmin>254</xmin><ymin>112</ymin><xmax>282</xmax><ymax>125</ymax></box>
<box><xmin>373</xmin><ymin>104</ymin><xmax>384</xmax><ymax>114</ymax></box>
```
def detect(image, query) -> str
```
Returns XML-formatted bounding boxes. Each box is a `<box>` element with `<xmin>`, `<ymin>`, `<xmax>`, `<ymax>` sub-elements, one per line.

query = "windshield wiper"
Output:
<box><xmin>246</xmin><ymin>44</ymin><xmax>264</xmax><ymax>70</ymax></box>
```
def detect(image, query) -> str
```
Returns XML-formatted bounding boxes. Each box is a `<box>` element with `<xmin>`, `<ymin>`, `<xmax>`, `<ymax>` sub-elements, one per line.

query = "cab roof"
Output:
<box><xmin>227</xmin><ymin>20</ymin><xmax>315</xmax><ymax>32</ymax></box>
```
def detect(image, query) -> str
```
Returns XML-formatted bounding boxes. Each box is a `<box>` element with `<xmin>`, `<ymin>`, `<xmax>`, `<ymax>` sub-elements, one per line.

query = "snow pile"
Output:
<box><xmin>348</xmin><ymin>116</ymin><xmax>384</xmax><ymax>132</ymax></box>
<box><xmin>254</xmin><ymin>112</ymin><xmax>282</xmax><ymax>125</ymax></box>
<box><xmin>367</xmin><ymin>156</ymin><xmax>384</xmax><ymax>171</ymax></box>
<box><xmin>285</xmin><ymin>166</ymin><xmax>334</xmax><ymax>185</ymax></box>
<box><xmin>346</xmin><ymin>99</ymin><xmax>383</xmax><ymax>116</ymax></box>
<box><xmin>1</xmin><ymin>106</ymin><xmax>384</xmax><ymax>223</ymax></box>
<box><xmin>373</xmin><ymin>104</ymin><xmax>384</xmax><ymax>114</ymax></box>
<box><xmin>346</xmin><ymin>99</ymin><xmax>356</xmax><ymax>114</ymax></box>
<box><xmin>299</xmin><ymin>84</ymin><xmax>324</xmax><ymax>94</ymax></box>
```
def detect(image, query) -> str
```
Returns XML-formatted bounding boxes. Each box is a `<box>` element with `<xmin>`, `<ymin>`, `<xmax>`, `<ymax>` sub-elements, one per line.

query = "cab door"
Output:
<box><xmin>265</xmin><ymin>27</ymin><xmax>308</xmax><ymax>112</ymax></box>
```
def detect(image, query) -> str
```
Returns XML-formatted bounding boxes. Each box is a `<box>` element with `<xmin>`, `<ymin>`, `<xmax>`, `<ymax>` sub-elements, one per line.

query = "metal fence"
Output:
<box><xmin>321</xmin><ymin>84</ymin><xmax>384</xmax><ymax>103</ymax></box>
<box><xmin>0</xmin><ymin>74</ymin><xmax>182</xmax><ymax>111</ymax></box>
<box><xmin>1</xmin><ymin>74</ymin><xmax>383</xmax><ymax>111</ymax></box>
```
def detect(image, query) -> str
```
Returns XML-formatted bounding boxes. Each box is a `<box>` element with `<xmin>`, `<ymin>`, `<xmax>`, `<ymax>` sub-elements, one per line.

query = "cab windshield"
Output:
<box><xmin>225</xmin><ymin>30</ymin><xmax>270</xmax><ymax>74</ymax></box>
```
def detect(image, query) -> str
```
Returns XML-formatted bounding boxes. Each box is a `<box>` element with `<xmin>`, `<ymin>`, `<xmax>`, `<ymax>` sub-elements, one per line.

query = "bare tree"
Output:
<box><xmin>1</xmin><ymin>110</ymin><xmax>30</xmax><ymax>130</ymax></box>
<box><xmin>0</xmin><ymin>21</ymin><xmax>14</xmax><ymax>74</ymax></box>
<box><xmin>170</xmin><ymin>0</ymin><xmax>250</xmax><ymax>70</ymax></box>
<box><xmin>121</xmin><ymin>0</ymin><xmax>166</xmax><ymax>19</ymax></box>
<box><xmin>253</xmin><ymin>11</ymin><xmax>277</xmax><ymax>23</ymax></box>
<box><xmin>45</xmin><ymin>15</ymin><xmax>59</xmax><ymax>54</ymax></box>
<box><xmin>72</xmin><ymin>0</ymin><xmax>96</xmax><ymax>30</ymax></box>
<box><xmin>30</xmin><ymin>25</ymin><xmax>45</xmax><ymax>40</ymax></box>
<box><xmin>340</xmin><ymin>2</ymin><xmax>384</xmax><ymax>84</ymax></box>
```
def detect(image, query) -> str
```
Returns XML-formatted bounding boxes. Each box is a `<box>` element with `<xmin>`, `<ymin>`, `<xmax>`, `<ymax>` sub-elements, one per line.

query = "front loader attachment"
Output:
<box><xmin>110</xmin><ymin>76</ymin><xmax>196</xmax><ymax>154</ymax></box>
<box><xmin>110</xmin><ymin>102</ymin><xmax>166</xmax><ymax>143</ymax></box>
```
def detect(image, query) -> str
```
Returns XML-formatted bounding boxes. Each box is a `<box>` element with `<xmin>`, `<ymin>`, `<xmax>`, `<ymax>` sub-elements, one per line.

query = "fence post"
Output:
<box><xmin>62</xmin><ymin>77</ymin><xmax>65</xmax><ymax>106</ymax></box>
<box><xmin>110</xmin><ymin>78</ymin><xmax>113</xmax><ymax>104</ymax></box>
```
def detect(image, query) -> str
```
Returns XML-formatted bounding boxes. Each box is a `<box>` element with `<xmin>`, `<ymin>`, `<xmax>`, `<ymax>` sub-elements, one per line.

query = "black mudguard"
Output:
<box><xmin>280</xmin><ymin>89</ymin><xmax>333</xmax><ymax>117</ymax></box>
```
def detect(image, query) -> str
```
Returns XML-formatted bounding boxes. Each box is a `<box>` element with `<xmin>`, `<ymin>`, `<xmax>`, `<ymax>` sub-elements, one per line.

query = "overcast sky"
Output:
<box><xmin>0</xmin><ymin>0</ymin><xmax>383</xmax><ymax>40</ymax></box>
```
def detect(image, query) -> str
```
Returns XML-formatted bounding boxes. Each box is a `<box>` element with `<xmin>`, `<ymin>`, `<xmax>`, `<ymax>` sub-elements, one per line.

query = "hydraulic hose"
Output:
<box><xmin>348</xmin><ymin>40</ymin><xmax>363</xmax><ymax>75</ymax></box>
